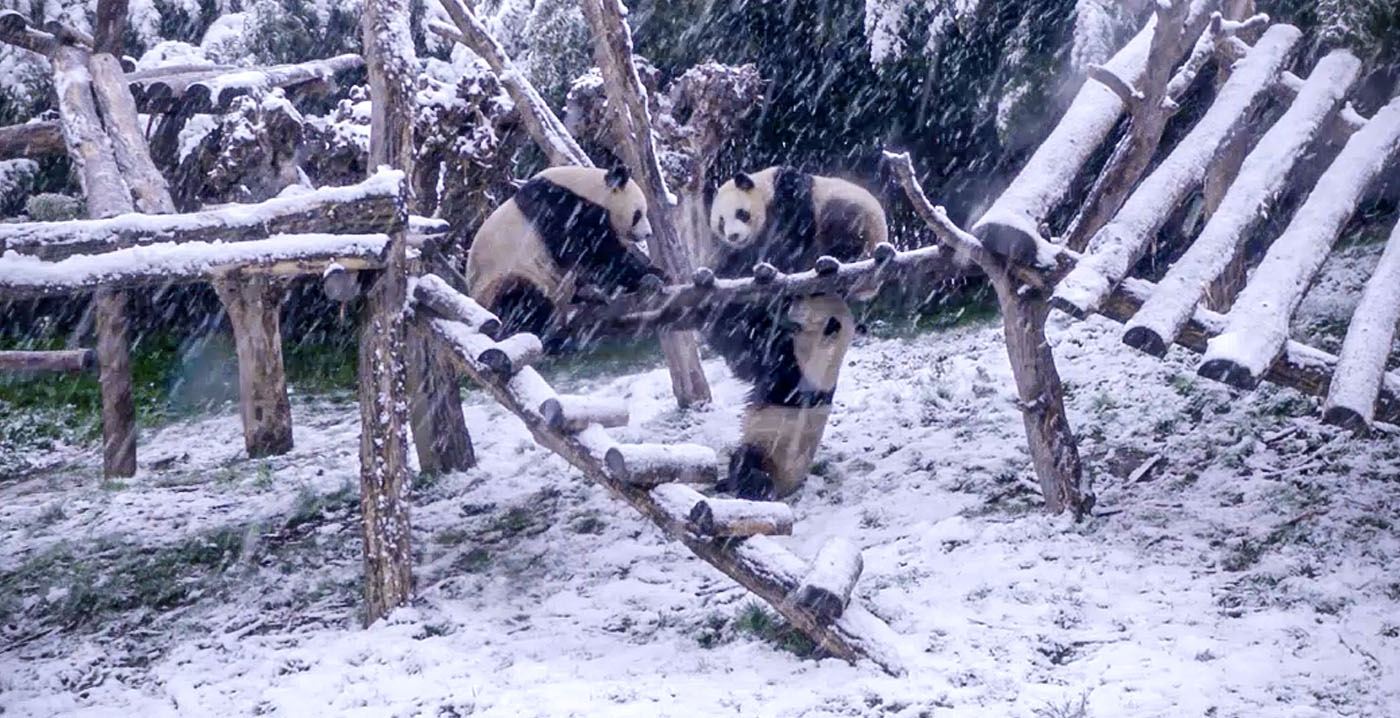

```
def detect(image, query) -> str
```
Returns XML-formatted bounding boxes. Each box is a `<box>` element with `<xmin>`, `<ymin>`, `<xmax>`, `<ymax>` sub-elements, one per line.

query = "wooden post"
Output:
<box><xmin>405</xmin><ymin>323</ymin><xmax>475</xmax><ymax>474</ymax></box>
<box><xmin>214</xmin><ymin>276</ymin><xmax>294</xmax><ymax>457</ymax></box>
<box><xmin>359</xmin><ymin>0</ymin><xmax>417</xmax><ymax>625</ymax></box>
<box><xmin>94</xmin><ymin>289</ymin><xmax>136</xmax><ymax>477</ymax></box>
<box><xmin>579</xmin><ymin>0</ymin><xmax>712</xmax><ymax>409</ymax></box>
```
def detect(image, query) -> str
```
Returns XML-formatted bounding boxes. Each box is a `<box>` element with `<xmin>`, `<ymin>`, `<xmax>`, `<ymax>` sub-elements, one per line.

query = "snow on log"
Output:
<box><xmin>0</xmin><ymin>120</ymin><xmax>64</xmax><ymax>159</ymax></box>
<box><xmin>321</xmin><ymin>262</ymin><xmax>359</xmax><ymax>302</ymax></box>
<box><xmin>0</xmin><ymin>233</ymin><xmax>389</xmax><ymax>298</ymax></box>
<box><xmin>0</xmin><ymin>10</ymin><xmax>57</xmax><ymax>55</ymax></box>
<box><xmin>649</xmin><ymin>483</ymin><xmax>706</xmax><ymax>533</ymax></box>
<box><xmin>1199</xmin><ymin>94</ymin><xmax>1400</xmax><ymax>389</ymax></box>
<box><xmin>688</xmin><ymin>497</ymin><xmax>794</xmax><ymax>537</ymax></box>
<box><xmin>411</xmin><ymin>273</ymin><xmax>502</xmax><ymax>338</ymax></box>
<box><xmin>605</xmin><ymin>442</ymin><xmax>718</xmax><ymax>486</ymax></box>
<box><xmin>1052</xmin><ymin>24</ymin><xmax>1301</xmax><ymax>319</ymax></box>
<box><xmin>0</xmin><ymin>170</ymin><xmax>403</xmax><ymax>260</ymax></box>
<box><xmin>539</xmin><ymin>394</ymin><xmax>629</xmax><ymax>432</ymax></box>
<box><xmin>970</xmin><ymin>0</ymin><xmax>1223</xmax><ymax>265</ymax></box>
<box><xmin>0</xmin><ymin>349</ymin><xmax>96</xmax><ymax>373</ymax></box>
<box><xmin>52</xmin><ymin>44</ymin><xmax>134</xmax><ymax>220</ymax></box>
<box><xmin>428</xmin><ymin>10</ymin><xmax>589</xmax><ymax>167</ymax></box>
<box><xmin>504</xmin><ymin>367</ymin><xmax>559</xmax><ymax>422</ymax></box>
<box><xmin>88</xmin><ymin>53</ymin><xmax>177</xmax><ymax>215</ymax></box>
<box><xmin>130</xmin><ymin>55</ymin><xmax>363</xmax><ymax>114</ymax></box>
<box><xmin>1323</xmin><ymin>215</ymin><xmax>1400</xmax><ymax>432</ymax></box>
<box><xmin>478</xmin><ymin>333</ymin><xmax>544</xmax><ymax>376</ymax></box>
<box><xmin>791</xmin><ymin>537</ymin><xmax>863</xmax><ymax>622</ymax></box>
<box><xmin>1124</xmin><ymin>50</ymin><xmax>1363</xmax><ymax>356</ymax></box>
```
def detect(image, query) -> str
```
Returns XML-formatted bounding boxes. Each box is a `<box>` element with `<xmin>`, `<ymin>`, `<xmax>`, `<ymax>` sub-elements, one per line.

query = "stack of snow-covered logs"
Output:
<box><xmin>958</xmin><ymin>0</ymin><xmax>1400</xmax><ymax>434</ymax></box>
<box><xmin>409</xmin><ymin>273</ymin><xmax>903</xmax><ymax>674</ymax></box>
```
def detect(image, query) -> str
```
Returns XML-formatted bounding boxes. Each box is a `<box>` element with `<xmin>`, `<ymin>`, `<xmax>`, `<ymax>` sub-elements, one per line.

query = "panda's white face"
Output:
<box><xmin>710</xmin><ymin>173</ymin><xmax>767</xmax><ymax>249</ymax></box>
<box><xmin>603</xmin><ymin>169</ymin><xmax>654</xmax><ymax>252</ymax></box>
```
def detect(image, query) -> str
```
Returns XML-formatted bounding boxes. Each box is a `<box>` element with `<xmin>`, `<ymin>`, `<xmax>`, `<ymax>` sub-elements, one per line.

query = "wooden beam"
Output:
<box><xmin>0</xmin><ymin>170</ymin><xmax>402</xmax><ymax>260</ymax></box>
<box><xmin>688</xmin><ymin>497</ymin><xmax>794</xmax><ymax>537</ymax></box>
<box><xmin>129</xmin><ymin>55</ymin><xmax>363</xmax><ymax>114</ymax></box>
<box><xmin>0</xmin><ymin>121</ymin><xmax>65</xmax><ymax>159</ymax></box>
<box><xmin>1124</xmin><ymin>50</ymin><xmax>1363</xmax><ymax>356</ymax></box>
<box><xmin>214</xmin><ymin>276</ymin><xmax>294</xmax><ymax>457</ymax></box>
<box><xmin>89</xmin><ymin>53</ymin><xmax>177</xmax><ymax>215</ymax></box>
<box><xmin>0</xmin><ymin>349</ymin><xmax>95</xmax><ymax>373</ymax></box>
<box><xmin>1322</xmin><ymin>215</ymin><xmax>1400</xmax><ymax>432</ymax></box>
<box><xmin>604</xmin><ymin>442</ymin><xmax>717</xmax><ymax>486</ymax></box>
<box><xmin>578</xmin><ymin>0</ymin><xmax>712</xmax><ymax>410</ymax></box>
<box><xmin>792</xmin><ymin>538</ymin><xmax>863</xmax><ymax>622</ymax></box>
<box><xmin>0</xmin><ymin>233</ymin><xmax>388</xmax><ymax>298</ymax></box>
<box><xmin>0</xmin><ymin>10</ymin><xmax>58</xmax><ymax>55</ymax></box>
<box><xmin>539</xmin><ymin>395</ymin><xmax>629</xmax><ymax>432</ymax></box>
<box><xmin>1198</xmin><ymin>95</ymin><xmax>1400</xmax><ymax>389</ymax></box>
<box><xmin>1052</xmin><ymin>24</ymin><xmax>1301</xmax><ymax>319</ymax></box>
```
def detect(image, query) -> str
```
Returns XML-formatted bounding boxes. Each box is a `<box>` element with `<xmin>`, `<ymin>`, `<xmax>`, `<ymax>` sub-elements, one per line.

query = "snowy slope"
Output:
<box><xmin>2</xmin><ymin>308</ymin><xmax>1398</xmax><ymax>717</ymax></box>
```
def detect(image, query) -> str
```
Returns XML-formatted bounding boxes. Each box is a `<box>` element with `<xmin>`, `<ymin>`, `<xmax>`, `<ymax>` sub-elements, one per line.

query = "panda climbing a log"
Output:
<box><xmin>465</xmin><ymin>165</ymin><xmax>665</xmax><ymax>351</ymax></box>
<box><xmin>704</xmin><ymin>166</ymin><xmax>888</xmax><ymax>500</ymax></box>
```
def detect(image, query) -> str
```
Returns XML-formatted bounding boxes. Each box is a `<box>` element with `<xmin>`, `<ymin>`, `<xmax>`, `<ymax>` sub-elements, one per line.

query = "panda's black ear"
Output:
<box><xmin>734</xmin><ymin>172</ymin><xmax>755</xmax><ymax>192</ymax></box>
<box><xmin>605</xmin><ymin>165</ymin><xmax>630</xmax><ymax>191</ymax></box>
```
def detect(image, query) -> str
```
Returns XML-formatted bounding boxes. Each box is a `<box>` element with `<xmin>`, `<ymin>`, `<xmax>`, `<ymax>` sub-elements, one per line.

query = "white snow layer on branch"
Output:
<box><xmin>1324</xmin><ymin>215</ymin><xmax>1400</xmax><ymax>428</ymax></box>
<box><xmin>1201</xmin><ymin>95</ymin><xmax>1400</xmax><ymax>385</ymax></box>
<box><xmin>863</xmin><ymin>0</ymin><xmax>976</xmax><ymax>65</ymax></box>
<box><xmin>970</xmin><ymin>0</ymin><xmax>1218</xmax><ymax>252</ymax></box>
<box><xmin>1052</xmin><ymin>24</ymin><xmax>1301</xmax><ymax>316</ymax></box>
<box><xmin>1125</xmin><ymin>50</ymin><xmax>1363</xmax><ymax>353</ymax></box>
<box><xmin>0</xmin><ymin>233</ymin><xmax>388</xmax><ymax>292</ymax></box>
<box><xmin>1072</xmin><ymin>0</ymin><xmax>1146</xmax><ymax>74</ymax></box>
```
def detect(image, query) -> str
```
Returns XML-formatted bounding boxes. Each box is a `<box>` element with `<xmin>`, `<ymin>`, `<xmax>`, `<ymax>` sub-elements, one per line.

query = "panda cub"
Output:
<box><xmin>704</xmin><ymin>166</ymin><xmax>887</xmax><ymax>500</ymax></box>
<box><xmin>466</xmin><ymin>165</ymin><xmax>664</xmax><ymax>350</ymax></box>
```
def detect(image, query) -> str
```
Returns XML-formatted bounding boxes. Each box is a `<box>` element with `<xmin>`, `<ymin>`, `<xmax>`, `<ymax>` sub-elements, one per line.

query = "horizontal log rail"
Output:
<box><xmin>0</xmin><ymin>349</ymin><xmax>96</xmax><ymax>373</ymax></box>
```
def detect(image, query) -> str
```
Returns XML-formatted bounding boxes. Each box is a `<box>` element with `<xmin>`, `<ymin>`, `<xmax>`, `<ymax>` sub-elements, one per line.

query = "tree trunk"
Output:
<box><xmin>359</xmin><ymin>0</ymin><xmax>417</xmax><ymax>625</ymax></box>
<box><xmin>406</xmin><ymin>323</ymin><xmax>475</xmax><ymax>474</ymax></box>
<box><xmin>215</xmin><ymin>276</ymin><xmax>294</xmax><ymax>458</ymax></box>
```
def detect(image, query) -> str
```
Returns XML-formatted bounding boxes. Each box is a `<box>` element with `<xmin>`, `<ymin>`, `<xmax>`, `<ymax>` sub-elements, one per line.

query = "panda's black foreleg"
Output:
<box><xmin>716</xmin><ymin>443</ymin><xmax>776</xmax><ymax>501</ymax></box>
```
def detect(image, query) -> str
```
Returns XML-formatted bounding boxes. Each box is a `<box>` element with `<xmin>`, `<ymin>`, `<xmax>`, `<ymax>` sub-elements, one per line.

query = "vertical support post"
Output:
<box><xmin>214</xmin><ymin>276</ymin><xmax>294</xmax><ymax>457</ymax></box>
<box><xmin>406</xmin><ymin>322</ymin><xmax>475</xmax><ymax>473</ymax></box>
<box><xmin>359</xmin><ymin>0</ymin><xmax>417</xmax><ymax>625</ymax></box>
<box><xmin>94</xmin><ymin>289</ymin><xmax>136</xmax><ymax>477</ymax></box>
<box><xmin>990</xmin><ymin>274</ymin><xmax>1094</xmax><ymax>517</ymax></box>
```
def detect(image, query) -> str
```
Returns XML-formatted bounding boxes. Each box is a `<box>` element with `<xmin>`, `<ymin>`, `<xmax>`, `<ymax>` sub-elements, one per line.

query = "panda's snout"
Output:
<box><xmin>727</xmin><ymin>232</ymin><xmax>741</xmax><ymax>243</ymax></box>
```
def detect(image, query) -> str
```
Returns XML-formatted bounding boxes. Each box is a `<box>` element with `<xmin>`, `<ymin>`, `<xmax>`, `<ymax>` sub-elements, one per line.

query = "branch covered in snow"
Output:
<box><xmin>130</xmin><ymin>55</ymin><xmax>364</xmax><ymax>114</ymax></box>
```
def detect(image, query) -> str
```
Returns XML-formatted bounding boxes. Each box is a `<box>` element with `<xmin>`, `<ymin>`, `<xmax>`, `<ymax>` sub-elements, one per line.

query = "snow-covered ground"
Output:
<box><xmin>3</xmin><ymin>293</ymin><xmax>1398</xmax><ymax>716</ymax></box>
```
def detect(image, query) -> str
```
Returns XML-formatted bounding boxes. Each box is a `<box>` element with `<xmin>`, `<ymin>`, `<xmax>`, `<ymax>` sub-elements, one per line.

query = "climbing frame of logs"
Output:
<box><xmin>409</xmin><ymin>275</ymin><xmax>905</xmax><ymax>675</ymax></box>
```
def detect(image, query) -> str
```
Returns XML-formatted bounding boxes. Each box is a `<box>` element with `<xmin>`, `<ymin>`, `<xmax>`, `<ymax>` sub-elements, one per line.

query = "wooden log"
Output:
<box><xmin>1322</xmin><ymin>215</ymin><xmax>1400</xmax><ymax>432</ymax></box>
<box><xmin>1199</xmin><ymin>95</ymin><xmax>1400</xmax><ymax>389</ymax></box>
<box><xmin>969</xmin><ymin>0</ymin><xmax>1222</xmax><ymax>264</ymax></box>
<box><xmin>0</xmin><ymin>120</ymin><xmax>65</xmax><ymax>159</ymax></box>
<box><xmin>688</xmin><ymin>497</ymin><xmax>794</xmax><ymax>537</ymax></box>
<box><xmin>93</xmin><ymin>290</ymin><xmax>136</xmax><ymax>478</ymax></box>
<box><xmin>0</xmin><ymin>349</ymin><xmax>95</xmax><ymax>373</ymax></box>
<box><xmin>129</xmin><ymin>55</ymin><xmax>363</xmax><ymax>114</ymax></box>
<box><xmin>52</xmin><ymin>44</ymin><xmax>133</xmax><ymax>219</ymax></box>
<box><xmin>813</xmin><ymin>255</ymin><xmax>841</xmax><ymax>276</ymax></box>
<box><xmin>578</xmin><ymin>0</ymin><xmax>713</xmax><ymax>410</ymax></box>
<box><xmin>213</xmin><ymin>276</ymin><xmax>293</xmax><ymax>457</ymax></box>
<box><xmin>604</xmin><ymin>442</ymin><xmax>718</xmax><ymax>486</ymax></box>
<box><xmin>406</xmin><ymin>322</ymin><xmax>475</xmax><ymax>474</ymax></box>
<box><xmin>886</xmin><ymin>151</ymin><xmax>1091</xmax><ymax>517</ymax></box>
<box><xmin>0</xmin><ymin>233</ymin><xmax>388</xmax><ymax>299</ymax></box>
<box><xmin>358</xmin><ymin>0</ymin><xmax>417</xmax><ymax>626</ymax></box>
<box><xmin>88</xmin><ymin>53</ymin><xmax>177</xmax><ymax>215</ymax></box>
<box><xmin>478</xmin><ymin>333</ymin><xmax>545</xmax><ymax>376</ymax></box>
<box><xmin>752</xmin><ymin>262</ymin><xmax>779</xmax><ymax>284</ymax></box>
<box><xmin>0</xmin><ymin>10</ymin><xmax>58</xmax><ymax>55</ymax></box>
<box><xmin>539</xmin><ymin>394</ymin><xmax>629</xmax><ymax>432</ymax></box>
<box><xmin>92</xmin><ymin>0</ymin><xmax>127</xmax><ymax>55</ymax></box>
<box><xmin>412</xmin><ymin>273</ymin><xmax>502</xmax><ymax>338</ymax></box>
<box><xmin>1052</xmin><ymin>24</ymin><xmax>1301</xmax><ymax>319</ymax></box>
<box><xmin>792</xmin><ymin>538</ymin><xmax>863</xmax><ymax>622</ymax></box>
<box><xmin>0</xmin><ymin>170</ymin><xmax>402</xmax><ymax>260</ymax></box>
<box><xmin>1123</xmin><ymin>50</ymin><xmax>1363</xmax><ymax>356</ymax></box>
<box><xmin>419</xmin><ymin>307</ymin><xmax>904</xmax><ymax>674</ymax></box>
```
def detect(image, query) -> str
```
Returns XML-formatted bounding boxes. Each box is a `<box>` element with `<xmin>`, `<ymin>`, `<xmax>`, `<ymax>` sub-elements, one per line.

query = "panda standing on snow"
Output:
<box><xmin>704</xmin><ymin>166</ymin><xmax>887</xmax><ymax>501</ymax></box>
<box><xmin>465</xmin><ymin>165</ymin><xmax>665</xmax><ymax>350</ymax></box>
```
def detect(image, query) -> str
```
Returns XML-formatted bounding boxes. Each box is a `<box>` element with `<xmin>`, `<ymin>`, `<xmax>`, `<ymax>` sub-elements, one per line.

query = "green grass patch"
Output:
<box><xmin>731</xmin><ymin>601</ymin><xmax>819</xmax><ymax>658</ymax></box>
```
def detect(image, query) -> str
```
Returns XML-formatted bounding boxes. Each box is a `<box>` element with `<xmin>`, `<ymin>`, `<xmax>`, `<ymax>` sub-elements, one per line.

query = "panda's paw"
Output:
<box><xmin>734</xmin><ymin>471</ymin><xmax>776</xmax><ymax>502</ymax></box>
<box><xmin>720</xmin><ymin>445</ymin><xmax>777</xmax><ymax>501</ymax></box>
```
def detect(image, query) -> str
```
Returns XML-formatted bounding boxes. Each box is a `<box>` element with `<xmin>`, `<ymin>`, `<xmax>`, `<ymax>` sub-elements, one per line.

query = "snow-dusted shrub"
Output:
<box><xmin>200</xmin><ymin>11</ymin><xmax>250</xmax><ymax>65</ymax></box>
<box><xmin>0</xmin><ymin>158</ymin><xmax>38</xmax><ymax>216</ymax></box>
<box><xmin>133</xmin><ymin>40</ymin><xmax>214</xmax><ymax>72</ymax></box>
<box><xmin>24</xmin><ymin>192</ymin><xmax>83</xmax><ymax>221</ymax></box>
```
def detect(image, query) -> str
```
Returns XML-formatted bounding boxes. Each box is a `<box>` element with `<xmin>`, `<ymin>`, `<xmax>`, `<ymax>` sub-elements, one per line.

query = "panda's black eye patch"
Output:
<box><xmin>632</xmin><ymin>209</ymin><xmax>642</xmax><ymax>226</ymax></box>
<box><xmin>735</xmin><ymin>209</ymin><xmax>751</xmax><ymax>223</ymax></box>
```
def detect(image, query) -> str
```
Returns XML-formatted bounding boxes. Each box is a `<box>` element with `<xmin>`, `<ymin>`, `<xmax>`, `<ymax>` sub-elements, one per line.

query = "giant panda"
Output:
<box><xmin>704</xmin><ymin>166</ymin><xmax>887</xmax><ymax>500</ymax></box>
<box><xmin>466</xmin><ymin>165</ymin><xmax>664</xmax><ymax>350</ymax></box>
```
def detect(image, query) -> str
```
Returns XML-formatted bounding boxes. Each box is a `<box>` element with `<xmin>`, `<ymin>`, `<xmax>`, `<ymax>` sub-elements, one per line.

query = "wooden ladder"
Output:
<box><xmin>410</xmin><ymin>273</ymin><xmax>906</xmax><ymax>676</ymax></box>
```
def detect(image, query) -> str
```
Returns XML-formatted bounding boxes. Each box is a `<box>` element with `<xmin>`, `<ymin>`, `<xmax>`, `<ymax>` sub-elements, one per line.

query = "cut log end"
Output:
<box><xmin>540</xmin><ymin>394</ymin><xmax>629</xmax><ymax>432</ymax></box>
<box><xmin>477</xmin><ymin>334</ymin><xmax>544</xmax><ymax>376</ymax></box>
<box><xmin>1047</xmin><ymin>294</ymin><xmax>1091</xmax><ymax>320</ymax></box>
<box><xmin>1197</xmin><ymin>357</ymin><xmax>1262</xmax><ymax>390</ymax></box>
<box><xmin>322</xmin><ymin>264</ymin><xmax>359</xmax><ymax>302</ymax></box>
<box><xmin>814</xmin><ymin>256</ymin><xmax>840</xmax><ymax>276</ymax></box>
<box><xmin>752</xmin><ymin>262</ymin><xmax>779</xmax><ymax>284</ymax></box>
<box><xmin>873</xmin><ymin>242</ymin><xmax>897</xmax><ymax>264</ymax></box>
<box><xmin>688</xmin><ymin>497</ymin><xmax>794</xmax><ymax>537</ymax></box>
<box><xmin>1122</xmin><ymin>325</ymin><xmax>1170</xmax><ymax>357</ymax></box>
<box><xmin>792</xmin><ymin>538</ymin><xmax>864</xmax><ymax>622</ymax></box>
<box><xmin>973</xmin><ymin>220</ymin><xmax>1041</xmax><ymax>267</ymax></box>
<box><xmin>605</xmin><ymin>443</ymin><xmax>718</xmax><ymax>486</ymax></box>
<box><xmin>692</xmin><ymin>266</ymin><xmax>716</xmax><ymax>288</ymax></box>
<box><xmin>1321</xmin><ymin>405</ymin><xmax>1370</xmax><ymax>436</ymax></box>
